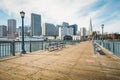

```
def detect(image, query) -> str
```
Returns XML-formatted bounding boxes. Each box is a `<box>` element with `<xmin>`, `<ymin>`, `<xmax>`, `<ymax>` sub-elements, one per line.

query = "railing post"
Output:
<box><xmin>0</xmin><ymin>42</ymin><xmax>2</xmax><ymax>57</ymax></box>
<box><xmin>92</xmin><ymin>41</ymin><xmax>96</xmax><ymax>54</ymax></box>
<box><xmin>42</xmin><ymin>41</ymin><xmax>44</xmax><ymax>50</ymax></box>
<box><xmin>118</xmin><ymin>43</ymin><xmax>119</xmax><ymax>57</ymax></box>
<box><xmin>11</xmin><ymin>40</ymin><xmax>15</xmax><ymax>56</ymax></box>
<box><xmin>113</xmin><ymin>42</ymin><xmax>115</xmax><ymax>54</ymax></box>
<box><xmin>29</xmin><ymin>40</ymin><xmax>32</xmax><ymax>52</ymax></box>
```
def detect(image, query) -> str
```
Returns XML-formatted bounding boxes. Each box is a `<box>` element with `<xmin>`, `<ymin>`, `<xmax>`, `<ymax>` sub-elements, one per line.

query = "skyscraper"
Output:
<box><xmin>57</xmin><ymin>25</ymin><xmax>64</xmax><ymax>40</ymax></box>
<box><xmin>62</xmin><ymin>22</ymin><xmax>69</xmax><ymax>27</ymax></box>
<box><xmin>69</xmin><ymin>24</ymin><xmax>78</xmax><ymax>35</ymax></box>
<box><xmin>67</xmin><ymin>26</ymin><xmax>74</xmax><ymax>35</ymax></box>
<box><xmin>62</xmin><ymin>22</ymin><xmax>69</xmax><ymax>35</ymax></box>
<box><xmin>8</xmin><ymin>19</ymin><xmax>16</xmax><ymax>36</ymax></box>
<box><xmin>89</xmin><ymin>18</ymin><xmax>93</xmax><ymax>35</ymax></box>
<box><xmin>17</xmin><ymin>25</ymin><xmax>30</xmax><ymax>36</ymax></box>
<box><xmin>58</xmin><ymin>22</ymin><xmax>74</xmax><ymax>40</ymax></box>
<box><xmin>42</xmin><ymin>23</ymin><xmax>56</xmax><ymax>36</ymax></box>
<box><xmin>31</xmin><ymin>13</ymin><xmax>41</xmax><ymax>36</ymax></box>
<box><xmin>80</xmin><ymin>27</ymin><xmax>86</xmax><ymax>36</ymax></box>
<box><xmin>0</xmin><ymin>25</ymin><xmax>7</xmax><ymax>37</ymax></box>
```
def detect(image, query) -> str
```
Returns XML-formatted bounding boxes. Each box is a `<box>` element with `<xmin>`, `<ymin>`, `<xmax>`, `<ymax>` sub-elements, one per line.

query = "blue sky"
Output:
<box><xmin>0</xmin><ymin>0</ymin><xmax>120</xmax><ymax>33</ymax></box>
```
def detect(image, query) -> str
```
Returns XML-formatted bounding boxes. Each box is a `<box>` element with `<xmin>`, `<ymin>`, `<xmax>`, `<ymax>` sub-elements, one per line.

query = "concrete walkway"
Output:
<box><xmin>0</xmin><ymin>41</ymin><xmax>120</xmax><ymax>80</ymax></box>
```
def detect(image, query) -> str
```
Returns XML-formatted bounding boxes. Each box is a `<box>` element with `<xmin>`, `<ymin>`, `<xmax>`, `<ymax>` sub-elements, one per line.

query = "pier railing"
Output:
<box><xmin>0</xmin><ymin>40</ymin><xmax>81</xmax><ymax>58</ymax></box>
<box><xmin>94</xmin><ymin>40</ymin><xmax>120</xmax><ymax>57</ymax></box>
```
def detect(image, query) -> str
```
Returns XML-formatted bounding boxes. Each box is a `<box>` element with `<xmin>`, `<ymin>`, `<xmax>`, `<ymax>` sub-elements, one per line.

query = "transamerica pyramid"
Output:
<box><xmin>89</xmin><ymin>17</ymin><xmax>93</xmax><ymax>35</ymax></box>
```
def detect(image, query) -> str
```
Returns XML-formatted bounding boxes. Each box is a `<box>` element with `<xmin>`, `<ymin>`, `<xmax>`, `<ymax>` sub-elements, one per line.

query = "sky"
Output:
<box><xmin>0</xmin><ymin>0</ymin><xmax>120</xmax><ymax>33</ymax></box>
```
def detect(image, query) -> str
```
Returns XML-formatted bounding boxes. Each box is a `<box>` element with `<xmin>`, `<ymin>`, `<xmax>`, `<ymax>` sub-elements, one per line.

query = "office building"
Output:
<box><xmin>67</xmin><ymin>26</ymin><xmax>74</xmax><ymax>35</ymax></box>
<box><xmin>42</xmin><ymin>23</ymin><xmax>56</xmax><ymax>36</ymax></box>
<box><xmin>62</xmin><ymin>22</ymin><xmax>69</xmax><ymax>35</ymax></box>
<box><xmin>69</xmin><ymin>24</ymin><xmax>78</xmax><ymax>35</ymax></box>
<box><xmin>72</xmin><ymin>24</ymin><xmax>78</xmax><ymax>35</ymax></box>
<box><xmin>31</xmin><ymin>13</ymin><xmax>41</xmax><ymax>36</ymax></box>
<box><xmin>8</xmin><ymin>19</ymin><xmax>16</xmax><ymax>36</ymax></box>
<box><xmin>17</xmin><ymin>25</ymin><xmax>31</xmax><ymax>36</ymax></box>
<box><xmin>57</xmin><ymin>22</ymin><xmax>74</xmax><ymax>40</ymax></box>
<box><xmin>62</xmin><ymin>22</ymin><xmax>74</xmax><ymax>36</ymax></box>
<box><xmin>80</xmin><ymin>27</ymin><xmax>86</xmax><ymax>36</ymax></box>
<box><xmin>0</xmin><ymin>25</ymin><xmax>7</xmax><ymax>37</ymax></box>
<box><xmin>62</xmin><ymin>22</ymin><xmax>69</xmax><ymax>27</ymax></box>
<box><xmin>57</xmin><ymin>25</ymin><xmax>64</xmax><ymax>40</ymax></box>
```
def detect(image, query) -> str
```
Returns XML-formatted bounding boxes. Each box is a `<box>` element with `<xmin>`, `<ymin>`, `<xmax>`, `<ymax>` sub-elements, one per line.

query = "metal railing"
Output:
<box><xmin>94</xmin><ymin>40</ymin><xmax>120</xmax><ymax>57</ymax></box>
<box><xmin>0</xmin><ymin>40</ymin><xmax>81</xmax><ymax>58</ymax></box>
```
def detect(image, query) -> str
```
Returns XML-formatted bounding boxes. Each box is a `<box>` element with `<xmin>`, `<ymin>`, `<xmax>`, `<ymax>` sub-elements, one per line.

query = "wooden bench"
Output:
<box><xmin>45</xmin><ymin>42</ymin><xmax>65</xmax><ymax>51</ymax></box>
<box><xmin>48</xmin><ymin>43</ymin><xmax>58</xmax><ymax>51</ymax></box>
<box><xmin>59</xmin><ymin>42</ymin><xmax>65</xmax><ymax>48</ymax></box>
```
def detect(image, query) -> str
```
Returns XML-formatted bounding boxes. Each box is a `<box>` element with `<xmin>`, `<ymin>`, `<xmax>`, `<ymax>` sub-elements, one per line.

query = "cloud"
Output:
<box><xmin>77</xmin><ymin>0</ymin><xmax>106</xmax><ymax>17</ymax></box>
<box><xmin>76</xmin><ymin>0</ymin><xmax>120</xmax><ymax>33</ymax></box>
<box><xmin>0</xmin><ymin>0</ymin><xmax>120</xmax><ymax>33</ymax></box>
<box><xmin>0</xmin><ymin>0</ymin><xmax>95</xmax><ymax>25</ymax></box>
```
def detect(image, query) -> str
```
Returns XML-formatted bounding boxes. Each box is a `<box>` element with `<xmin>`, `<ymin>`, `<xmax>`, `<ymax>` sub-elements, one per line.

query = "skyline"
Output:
<box><xmin>0</xmin><ymin>0</ymin><xmax>120</xmax><ymax>33</ymax></box>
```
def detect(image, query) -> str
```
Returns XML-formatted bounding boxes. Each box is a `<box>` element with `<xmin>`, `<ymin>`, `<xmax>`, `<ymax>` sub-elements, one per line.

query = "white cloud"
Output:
<box><xmin>104</xmin><ymin>20</ymin><xmax>120</xmax><ymax>33</ymax></box>
<box><xmin>0</xmin><ymin>0</ymin><xmax>95</xmax><ymax>25</ymax></box>
<box><xmin>0</xmin><ymin>0</ymin><xmax>120</xmax><ymax>33</ymax></box>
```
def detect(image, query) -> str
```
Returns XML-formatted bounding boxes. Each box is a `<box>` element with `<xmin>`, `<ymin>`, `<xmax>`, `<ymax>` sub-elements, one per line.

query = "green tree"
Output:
<box><xmin>92</xmin><ymin>31</ymin><xmax>97</xmax><ymax>40</ymax></box>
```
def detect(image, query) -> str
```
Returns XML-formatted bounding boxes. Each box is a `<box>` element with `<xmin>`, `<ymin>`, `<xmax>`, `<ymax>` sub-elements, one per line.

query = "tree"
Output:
<box><xmin>92</xmin><ymin>31</ymin><xmax>97</xmax><ymax>36</ymax></box>
<box><xmin>92</xmin><ymin>31</ymin><xmax>97</xmax><ymax>40</ymax></box>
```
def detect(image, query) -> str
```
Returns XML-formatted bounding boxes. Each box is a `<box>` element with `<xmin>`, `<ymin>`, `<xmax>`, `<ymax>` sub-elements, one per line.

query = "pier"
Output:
<box><xmin>0</xmin><ymin>41</ymin><xmax>120</xmax><ymax>80</ymax></box>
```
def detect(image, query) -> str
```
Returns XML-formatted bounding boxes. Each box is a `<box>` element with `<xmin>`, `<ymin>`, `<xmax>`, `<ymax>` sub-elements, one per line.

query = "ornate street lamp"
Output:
<box><xmin>20</xmin><ymin>11</ymin><xmax>26</xmax><ymax>54</ymax></box>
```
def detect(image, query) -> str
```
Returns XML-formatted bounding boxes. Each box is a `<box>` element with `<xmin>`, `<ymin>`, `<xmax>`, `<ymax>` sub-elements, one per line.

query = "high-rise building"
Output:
<box><xmin>62</xmin><ymin>22</ymin><xmax>69</xmax><ymax>35</ymax></box>
<box><xmin>58</xmin><ymin>22</ymin><xmax>74</xmax><ymax>40</ymax></box>
<box><xmin>62</xmin><ymin>22</ymin><xmax>69</xmax><ymax>27</ymax></box>
<box><xmin>8</xmin><ymin>19</ymin><xmax>16</xmax><ymax>36</ymax></box>
<box><xmin>17</xmin><ymin>25</ymin><xmax>30</xmax><ymax>36</ymax></box>
<box><xmin>31</xmin><ymin>13</ymin><xmax>41</xmax><ymax>36</ymax></box>
<box><xmin>67</xmin><ymin>26</ymin><xmax>74</xmax><ymax>35</ymax></box>
<box><xmin>89</xmin><ymin>18</ymin><xmax>93</xmax><ymax>35</ymax></box>
<box><xmin>42</xmin><ymin>23</ymin><xmax>56</xmax><ymax>36</ymax></box>
<box><xmin>0</xmin><ymin>25</ymin><xmax>7</xmax><ymax>37</ymax></box>
<box><xmin>57</xmin><ymin>25</ymin><xmax>64</xmax><ymax>40</ymax></box>
<box><xmin>80</xmin><ymin>27</ymin><xmax>86</xmax><ymax>36</ymax></box>
<box><xmin>62</xmin><ymin>22</ymin><xmax>74</xmax><ymax>36</ymax></box>
<box><xmin>69</xmin><ymin>24</ymin><xmax>78</xmax><ymax>35</ymax></box>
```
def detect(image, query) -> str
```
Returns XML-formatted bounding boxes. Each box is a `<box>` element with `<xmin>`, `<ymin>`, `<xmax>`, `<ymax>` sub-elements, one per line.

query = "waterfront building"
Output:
<box><xmin>8</xmin><ymin>19</ymin><xmax>16</xmax><ymax>36</ymax></box>
<box><xmin>17</xmin><ymin>25</ymin><xmax>31</xmax><ymax>36</ymax></box>
<box><xmin>67</xmin><ymin>26</ymin><xmax>74</xmax><ymax>35</ymax></box>
<box><xmin>42</xmin><ymin>23</ymin><xmax>56</xmax><ymax>36</ymax></box>
<box><xmin>69</xmin><ymin>24</ymin><xmax>78</xmax><ymax>35</ymax></box>
<box><xmin>57</xmin><ymin>22</ymin><xmax>74</xmax><ymax>40</ymax></box>
<box><xmin>57</xmin><ymin>25</ymin><xmax>64</xmax><ymax>40</ymax></box>
<box><xmin>62</xmin><ymin>22</ymin><xmax>69</xmax><ymax>35</ymax></box>
<box><xmin>80</xmin><ymin>27</ymin><xmax>86</xmax><ymax>37</ymax></box>
<box><xmin>62</xmin><ymin>22</ymin><xmax>69</xmax><ymax>27</ymax></box>
<box><xmin>31</xmin><ymin>13</ymin><xmax>41</xmax><ymax>36</ymax></box>
<box><xmin>0</xmin><ymin>25</ymin><xmax>7</xmax><ymax>37</ymax></box>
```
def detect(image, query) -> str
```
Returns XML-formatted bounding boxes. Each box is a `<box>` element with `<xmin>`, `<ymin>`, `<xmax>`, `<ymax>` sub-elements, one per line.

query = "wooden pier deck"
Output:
<box><xmin>0</xmin><ymin>41</ymin><xmax>120</xmax><ymax>80</ymax></box>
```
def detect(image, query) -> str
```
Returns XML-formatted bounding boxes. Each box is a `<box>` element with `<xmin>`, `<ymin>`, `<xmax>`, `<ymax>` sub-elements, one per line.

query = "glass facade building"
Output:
<box><xmin>42</xmin><ymin>23</ymin><xmax>56</xmax><ymax>36</ymax></box>
<box><xmin>31</xmin><ymin>13</ymin><xmax>41</xmax><ymax>36</ymax></box>
<box><xmin>8</xmin><ymin>19</ymin><xmax>16</xmax><ymax>36</ymax></box>
<box><xmin>0</xmin><ymin>25</ymin><xmax>7</xmax><ymax>37</ymax></box>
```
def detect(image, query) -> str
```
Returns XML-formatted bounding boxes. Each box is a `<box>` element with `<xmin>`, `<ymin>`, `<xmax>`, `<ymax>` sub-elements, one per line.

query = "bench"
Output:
<box><xmin>59</xmin><ymin>42</ymin><xmax>65</xmax><ymax>48</ymax></box>
<box><xmin>45</xmin><ymin>42</ymin><xmax>65</xmax><ymax>51</ymax></box>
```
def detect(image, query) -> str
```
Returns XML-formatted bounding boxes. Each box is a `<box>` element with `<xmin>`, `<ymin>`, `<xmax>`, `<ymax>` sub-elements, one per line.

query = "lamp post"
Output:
<box><xmin>101</xmin><ymin>24</ymin><xmax>104</xmax><ymax>41</ymax></box>
<box><xmin>20</xmin><ymin>11</ymin><xmax>26</xmax><ymax>54</ymax></box>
